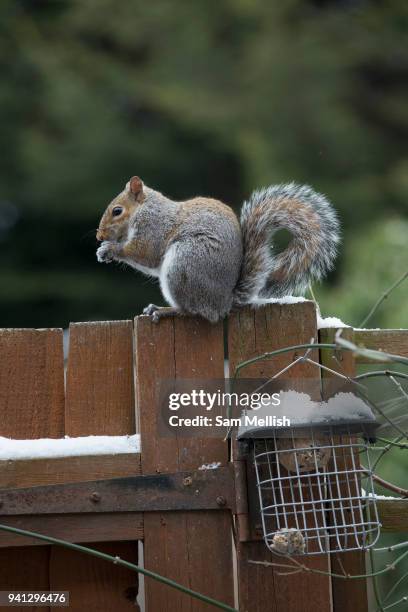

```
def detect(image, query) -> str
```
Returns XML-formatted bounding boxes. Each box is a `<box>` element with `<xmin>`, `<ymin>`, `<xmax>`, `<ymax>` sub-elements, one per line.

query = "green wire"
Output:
<box><xmin>308</xmin><ymin>282</ymin><xmax>318</xmax><ymax>304</ymax></box>
<box><xmin>0</xmin><ymin>523</ymin><xmax>237</xmax><ymax>612</ymax></box>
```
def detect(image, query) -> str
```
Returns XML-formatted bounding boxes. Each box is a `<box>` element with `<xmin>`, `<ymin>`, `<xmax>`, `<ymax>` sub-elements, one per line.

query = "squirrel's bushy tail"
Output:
<box><xmin>233</xmin><ymin>183</ymin><xmax>340</xmax><ymax>304</ymax></box>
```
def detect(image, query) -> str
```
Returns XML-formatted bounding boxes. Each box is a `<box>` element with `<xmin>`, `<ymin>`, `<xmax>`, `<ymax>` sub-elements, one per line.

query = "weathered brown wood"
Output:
<box><xmin>50</xmin><ymin>541</ymin><xmax>140</xmax><ymax>612</ymax></box>
<box><xmin>0</xmin><ymin>453</ymin><xmax>141</xmax><ymax>489</ymax></box>
<box><xmin>65</xmin><ymin>321</ymin><xmax>135</xmax><ymax>436</ymax></box>
<box><xmin>354</xmin><ymin>329</ymin><xmax>408</xmax><ymax>363</ymax></box>
<box><xmin>0</xmin><ymin>328</ymin><xmax>65</xmax><ymax>438</ymax></box>
<box><xmin>50</xmin><ymin>320</ymin><xmax>138</xmax><ymax>610</ymax></box>
<box><xmin>135</xmin><ymin>314</ymin><xmax>235</xmax><ymax>611</ymax></box>
<box><xmin>0</xmin><ymin>546</ymin><xmax>50</xmax><ymax>597</ymax></box>
<box><xmin>0</xmin><ymin>513</ymin><xmax>144</xmax><ymax>548</ymax></box>
<box><xmin>0</xmin><ymin>328</ymin><xmax>65</xmax><ymax>607</ymax></box>
<box><xmin>377</xmin><ymin>499</ymin><xmax>408</xmax><ymax>532</ymax></box>
<box><xmin>229</xmin><ymin>302</ymin><xmax>332</xmax><ymax>612</ymax></box>
<box><xmin>0</xmin><ymin>454</ymin><xmax>142</xmax><ymax>548</ymax></box>
<box><xmin>319</xmin><ymin>327</ymin><xmax>368</xmax><ymax>612</ymax></box>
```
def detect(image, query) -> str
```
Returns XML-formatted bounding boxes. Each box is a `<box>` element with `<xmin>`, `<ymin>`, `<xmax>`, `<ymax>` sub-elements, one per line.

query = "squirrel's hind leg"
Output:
<box><xmin>143</xmin><ymin>303</ymin><xmax>161</xmax><ymax>316</ymax></box>
<box><xmin>161</xmin><ymin>242</ymin><xmax>235</xmax><ymax>323</ymax></box>
<box><xmin>143</xmin><ymin>303</ymin><xmax>182</xmax><ymax>323</ymax></box>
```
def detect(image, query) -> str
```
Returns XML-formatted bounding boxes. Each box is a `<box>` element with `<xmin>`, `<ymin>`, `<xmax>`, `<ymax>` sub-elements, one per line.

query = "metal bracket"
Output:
<box><xmin>234</xmin><ymin>440</ymin><xmax>264</xmax><ymax>542</ymax></box>
<box><xmin>0</xmin><ymin>466</ymin><xmax>235</xmax><ymax>515</ymax></box>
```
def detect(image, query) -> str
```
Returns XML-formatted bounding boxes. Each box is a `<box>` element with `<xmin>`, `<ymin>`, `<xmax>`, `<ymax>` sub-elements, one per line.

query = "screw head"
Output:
<box><xmin>90</xmin><ymin>491</ymin><xmax>101</xmax><ymax>503</ymax></box>
<box><xmin>216</xmin><ymin>496</ymin><xmax>226</xmax><ymax>507</ymax></box>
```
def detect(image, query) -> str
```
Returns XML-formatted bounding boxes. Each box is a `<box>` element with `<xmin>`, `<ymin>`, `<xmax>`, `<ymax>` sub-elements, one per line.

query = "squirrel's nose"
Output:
<box><xmin>96</xmin><ymin>229</ymin><xmax>105</xmax><ymax>241</ymax></box>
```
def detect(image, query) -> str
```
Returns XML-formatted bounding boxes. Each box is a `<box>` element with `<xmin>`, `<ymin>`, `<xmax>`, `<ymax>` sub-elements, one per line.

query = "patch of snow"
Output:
<box><xmin>317</xmin><ymin>314</ymin><xmax>349</xmax><ymax>329</ymax></box>
<box><xmin>0</xmin><ymin>434</ymin><xmax>140</xmax><ymax>461</ymax></box>
<box><xmin>253</xmin><ymin>296</ymin><xmax>309</xmax><ymax>306</ymax></box>
<box><xmin>324</xmin><ymin>392</ymin><xmax>374</xmax><ymax>420</ymax></box>
<box><xmin>238</xmin><ymin>390</ymin><xmax>376</xmax><ymax>437</ymax></box>
<box><xmin>258</xmin><ymin>390</ymin><xmax>374</xmax><ymax>422</ymax></box>
<box><xmin>362</xmin><ymin>489</ymin><xmax>402</xmax><ymax>500</ymax></box>
<box><xmin>198</xmin><ymin>462</ymin><xmax>221</xmax><ymax>470</ymax></box>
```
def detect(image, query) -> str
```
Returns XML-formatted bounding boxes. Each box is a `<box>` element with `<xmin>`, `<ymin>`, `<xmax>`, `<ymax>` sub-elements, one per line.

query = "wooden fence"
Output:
<box><xmin>0</xmin><ymin>302</ymin><xmax>407</xmax><ymax>611</ymax></box>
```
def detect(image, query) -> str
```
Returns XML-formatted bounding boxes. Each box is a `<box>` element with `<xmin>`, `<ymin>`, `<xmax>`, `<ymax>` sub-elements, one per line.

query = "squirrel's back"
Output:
<box><xmin>234</xmin><ymin>183</ymin><xmax>340</xmax><ymax>304</ymax></box>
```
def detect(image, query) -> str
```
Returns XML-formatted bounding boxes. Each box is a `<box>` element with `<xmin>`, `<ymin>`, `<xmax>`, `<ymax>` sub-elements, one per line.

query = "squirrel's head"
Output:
<box><xmin>97</xmin><ymin>176</ymin><xmax>145</xmax><ymax>242</ymax></box>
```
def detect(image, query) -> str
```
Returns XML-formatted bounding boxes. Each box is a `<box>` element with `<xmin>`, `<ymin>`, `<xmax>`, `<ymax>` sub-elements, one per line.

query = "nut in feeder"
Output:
<box><xmin>237</xmin><ymin>390</ymin><xmax>381</xmax><ymax>556</ymax></box>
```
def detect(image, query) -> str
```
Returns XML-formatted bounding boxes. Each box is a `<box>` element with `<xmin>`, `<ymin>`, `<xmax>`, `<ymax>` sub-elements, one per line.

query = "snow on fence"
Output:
<box><xmin>0</xmin><ymin>304</ymin><xmax>407</xmax><ymax>612</ymax></box>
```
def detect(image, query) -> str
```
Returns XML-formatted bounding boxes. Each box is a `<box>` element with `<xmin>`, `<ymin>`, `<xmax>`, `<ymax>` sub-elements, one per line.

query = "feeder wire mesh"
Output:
<box><xmin>253</xmin><ymin>425</ymin><xmax>380</xmax><ymax>556</ymax></box>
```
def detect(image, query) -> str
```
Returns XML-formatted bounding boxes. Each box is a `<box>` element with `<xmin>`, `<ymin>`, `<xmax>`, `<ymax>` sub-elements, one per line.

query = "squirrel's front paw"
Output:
<box><xmin>97</xmin><ymin>242</ymin><xmax>116</xmax><ymax>263</ymax></box>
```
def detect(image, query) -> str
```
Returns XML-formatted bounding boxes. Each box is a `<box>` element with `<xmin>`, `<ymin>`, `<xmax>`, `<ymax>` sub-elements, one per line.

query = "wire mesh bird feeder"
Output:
<box><xmin>238</xmin><ymin>394</ymin><xmax>381</xmax><ymax>557</ymax></box>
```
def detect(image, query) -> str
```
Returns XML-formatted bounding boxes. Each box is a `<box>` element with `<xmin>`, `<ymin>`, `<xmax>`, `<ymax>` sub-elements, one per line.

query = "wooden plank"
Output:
<box><xmin>319</xmin><ymin>328</ymin><xmax>368</xmax><ymax>612</ymax></box>
<box><xmin>0</xmin><ymin>453</ymin><xmax>141</xmax><ymax>488</ymax></box>
<box><xmin>0</xmin><ymin>328</ymin><xmax>65</xmax><ymax>607</ymax></box>
<box><xmin>65</xmin><ymin>321</ymin><xmax>135</xmax><ymax>436</ymax></box>
<box><xmin>377</xmin><ymin>499</ymin><xmax>408</xmax><ymax>532</ymax></box>
<box><xmin>0</xmin><ymin>546</ymin><xmax>50</xmax><ymax>597</ymax></box>
<box><xmin>0</xmin><ymin>513</ymin><xmax>144</xmax><ymax>548</ymax></box>
<box><xmin>50</xmin><ymin>541</ymin><xmax>140</xmax><ymax>612</ymax></box>
<box><xmin>0</xmin><ymin>328</ymin><xmax>64</xmax><ymax>438</ymax></box>
<box><xmin>354</xmin><ymin>329</ymin><xmax>408</xmax><ymax>363</ymax></box>
<box><xmin>135</xmin><ymin>314</ymin><xmax>235</xmax><ymax>611</ymax></box>
<box><xmin>228</xmin><ymin>302</ymin><xmax>332</xmax><ymax>612</ymax></box>
<box><xmin>50</xmin><ymin>320</ymin><xmax>138</xmax><ymax>611</ymax></box>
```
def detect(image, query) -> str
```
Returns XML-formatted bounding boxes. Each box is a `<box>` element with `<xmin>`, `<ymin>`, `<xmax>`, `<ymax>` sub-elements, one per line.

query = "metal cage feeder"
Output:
<box><xmin>238</xmin><ymin>397</ymin><xmax>381</xmax><ymax>557</ymax></box>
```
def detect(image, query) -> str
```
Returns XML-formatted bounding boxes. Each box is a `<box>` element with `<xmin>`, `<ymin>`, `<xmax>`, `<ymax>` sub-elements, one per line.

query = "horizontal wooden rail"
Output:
<box><xmin>0</xmin><ymin>497</ymin><xmax>404</xmax><ymax>548</ymax></box>
<box><xmin>354</xmin><ymin>329</ymin><xmax>408</xmax><ymax>363</ymax></box>
<box><xmin>0</xmin><ymin>513</ymin><xmax>144</xmax><ymax>548</ymax></box>
<box><xmin>0</xmin><ymin>454</ymin><xmax>143</xmax><ymax>548</ymax></box>
<box><xmin>377</xmin><ymin>499</ymin><xmax>408</xmax><ymax>532</ymax></box>
<box><xmin>0</xmin><ymin>454</ymin><xmax>140</xmax><ymax>489</ymax></box>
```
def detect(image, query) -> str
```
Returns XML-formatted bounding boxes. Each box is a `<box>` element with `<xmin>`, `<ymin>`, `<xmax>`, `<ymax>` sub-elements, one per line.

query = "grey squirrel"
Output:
<box><xmin>96</xmin><ymin>177</ymin><xmax>340</xmax><ymax>323</ymax></box>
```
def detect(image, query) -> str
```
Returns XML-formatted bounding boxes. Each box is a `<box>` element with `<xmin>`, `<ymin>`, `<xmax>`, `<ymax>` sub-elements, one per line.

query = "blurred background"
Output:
<box><xmin>1</xmin><ymin>0</ymin><xmax>407</xmax><ymax>329</ymax></box>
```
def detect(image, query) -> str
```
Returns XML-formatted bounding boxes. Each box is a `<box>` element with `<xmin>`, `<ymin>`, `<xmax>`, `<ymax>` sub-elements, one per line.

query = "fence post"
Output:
<box><xmin>135</xmin><ymin>314</ymin><xmax>235</xmax><ymax>611</ymax></box>
<box><xmin>319</xmin><ymin>327</ymin><xmax>368</xmax><ymax>612</ymax></box>
<box><xmin>228</xmin><ymin>302</ymin><xmax>333</xmax><ymax>612</ymax></box>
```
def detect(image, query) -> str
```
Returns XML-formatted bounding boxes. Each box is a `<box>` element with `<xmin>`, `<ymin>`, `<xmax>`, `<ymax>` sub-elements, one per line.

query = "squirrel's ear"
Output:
<box><xmin>128</xmin><ymin>176</ymin><xmax>144</xmax><ymax>200</ymax></box>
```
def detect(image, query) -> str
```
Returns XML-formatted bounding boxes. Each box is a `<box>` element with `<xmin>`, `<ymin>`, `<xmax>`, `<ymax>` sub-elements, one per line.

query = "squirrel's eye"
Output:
<box><xmin>112</xmin><ymin>206</ymin><xmax>123</xmax><ymax>217</ymax></box>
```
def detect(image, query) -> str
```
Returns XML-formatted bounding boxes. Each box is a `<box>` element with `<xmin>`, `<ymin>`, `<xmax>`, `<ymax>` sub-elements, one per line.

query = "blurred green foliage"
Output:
<box><xmin>0</xmin><ymin>0</ymin><xmax>407</xmax><ymax>328</ymax></box>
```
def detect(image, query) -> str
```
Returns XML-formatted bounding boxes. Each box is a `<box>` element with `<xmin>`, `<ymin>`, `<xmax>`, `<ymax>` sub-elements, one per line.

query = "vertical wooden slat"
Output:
<box><xmin>0</xmin><ymin>328</ymin><xmax>65</xmax><ymax>610</ymax></box>
<box><xmin>135</xmin><ymin>314</ymin><xmax>235</xmax><ymax>611</ymax></box>
<box><xmin>50</xmin><ymin>321</ymin><xmax>138</xmax><ymax>611</ymax></box>
<box><xmin>50</xmin><ymin>541</ymin><xmax>139</xmax><ymax>612</ymax></box>
<box><xmin>65</xmin><ymin>321</ymin><xmax>135</xmax><ymax>435</ymax></box>
<box><xmin>0</xmin><ymin>547</ymin><xmax>50</xmax><ymax>592</ymax></box>
<box><xmin>319</xmin><ymin>327</ymin><xmax>368</xmax><ymax>612</ymax></box>
<box><xmin>228</xmin><ymin>303</ymin><xmax>332</xmax><ymax>612</ymax></box>
<box><xmin>0</xmin><ymin>329</ymin><xmax>65</xmax><ymax>438</ymax></box>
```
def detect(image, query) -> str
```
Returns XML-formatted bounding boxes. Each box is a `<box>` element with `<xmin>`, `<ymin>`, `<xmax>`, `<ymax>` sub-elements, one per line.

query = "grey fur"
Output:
<box><xmin>233</xmin><ymin>182</ymin><xmax>340</xmax><ymax>304</ymax></box>
<box><xmin>164</xmin><ymin>208</ymin><xmax>243</xmax><ymax>323</ymax></box>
